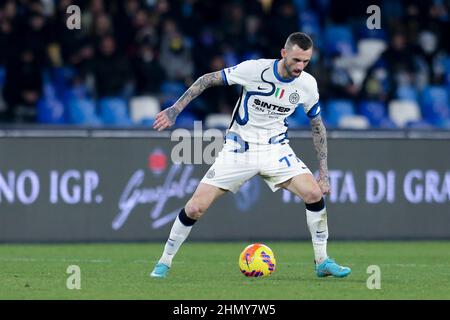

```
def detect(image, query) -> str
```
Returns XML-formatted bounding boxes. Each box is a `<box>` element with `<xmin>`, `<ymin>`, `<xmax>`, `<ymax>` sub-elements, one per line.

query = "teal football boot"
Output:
<box><xmin>150</xmin><ymin>263</ymin><xmax>170</xmax><ymax>278</ymax></box>
<box><xmin>315</xmin><ymin>258</ymin><xmax>351</xmax><ymax>278</ymax></box>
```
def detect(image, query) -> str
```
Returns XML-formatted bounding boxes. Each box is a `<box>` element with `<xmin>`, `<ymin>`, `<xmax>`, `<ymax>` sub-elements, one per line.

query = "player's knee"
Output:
<box><xmin>185</xmin><ymin>198</ymin><xmax>207</xmax><ymax>220</ymax></box>
<box><xmin>304</xmin><ymin>187</ymin><xmax>323</xmax><ymax>204</ymax></box>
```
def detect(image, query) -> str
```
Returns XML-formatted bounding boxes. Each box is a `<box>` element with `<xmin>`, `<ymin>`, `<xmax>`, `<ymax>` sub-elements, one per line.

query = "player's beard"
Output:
<box><xmin>283</xmin><ymin>60</ymin><xmax>301</xmax><ymax>78</ymax></box>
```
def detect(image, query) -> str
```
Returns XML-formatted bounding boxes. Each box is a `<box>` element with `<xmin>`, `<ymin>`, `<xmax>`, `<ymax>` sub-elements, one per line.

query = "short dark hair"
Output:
<box><xmin>285</xmin><ymin>32</ymin><xmax>313</xmax><ymax>50</ymax></box>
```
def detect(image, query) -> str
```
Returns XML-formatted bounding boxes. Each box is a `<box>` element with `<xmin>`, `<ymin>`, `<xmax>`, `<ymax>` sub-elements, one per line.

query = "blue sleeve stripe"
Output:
<box><xmin>307</xmin><ymin>102</ymin><xmax>321</xmax><ymax>118</ymax></box>
<box><xmin>221</xmin><ymin>70</ymin><xmax>229</xmax><ymax>85</ymax></box>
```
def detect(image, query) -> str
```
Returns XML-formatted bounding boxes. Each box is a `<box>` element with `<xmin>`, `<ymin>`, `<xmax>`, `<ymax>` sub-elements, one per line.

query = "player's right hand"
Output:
<box><xmin>153</xmin><ymin>107</ymin><xmax>177</xmax><ymax>131</ymax></box>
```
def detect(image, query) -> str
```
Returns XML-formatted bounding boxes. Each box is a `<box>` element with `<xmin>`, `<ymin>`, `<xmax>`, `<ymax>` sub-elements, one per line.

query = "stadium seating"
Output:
<box><xmin>67</xmin><ymin>98</ymin><xmax>102</xmax><ymax>126</ymax></box>
<box><xmin>36</xmin><ymin>82</ymin><xmax>66</xmax><ymax>124</ymax></box>
<box><xmin>287</xmin><ymin>106</ymin><xmax>310</xmax><ymax>128</ymax></box>
<box><xmin>438</xmin><ymin>119</ymin><xmax>450</xmax><ymax>129</ymax></box>
<box><xmin>205</xmin><ymin>113</ymin><xmax>231</xmax><ymax>129</ymax></box>
<box><xmin>173</xmin><ymin>112</ymin><xmax>197</xmax><ymax>129</ymax></box>
<box><xmin>338</xmin><ymin>115</ymin><xmax>370</xmax><ymax>129</ymax></box>
<box><xmin>405</xmin><ymin>119</ymin><xmax>433</xmax><ymax>129</ymax></box>
<box><xmin>37</xmin><ymin>97</ymin><xmax>66</xmax><ymax>124</ymax></box>
<box><xmin>0</xmin><ymin>65</ymin><xmax>5</xmax><ymax>87</ymax></box>
<box><xmin>43</xmin><ymin>83</ymin><xmax>57</xmax><ymax>99</ymax></box>
<box><xmin>130</xmin><ymin>96</ymin><xmax>160</xmax><ymax>125</ymax></box>
<box><xmin>444</xmin><ymin>57</ymin><xmax>450</xmax><ymax>87</ymax></box>
<box><xmin>161</xmin><ymin>81</ymin><xmax>186</xmax><ymax>101</ymax></box>
<box><xmin>357</xmin><ymin>23</ymin><xmax>388</xmax><ymax>40</ymax></box>
<box><xmin>378</xmin><ymin>118</ymin><xmax>397</xmax><ymax>129</ymax></box>
<box><xmin>357</xmin><ymin>39</ymin><xmax>387</xmax><ymax>68</ymax></box>
<box><xmin>299</xmin><ymin>10</ymin><xmax>321</xmax><ymax>45</ymax></box>
<box><xmin>325</xmin><ymin>100</ymin><xmax>355</xmax><ymax>127</ymax></box>
<box><xmin>420</xmin><ymin>86</ymin><xmax>450</xmax><ymax>126</ymax></box>
<box><xmin>3</xmin><ymin>2</ymin><xmax>447</xmax><ymax>131</ymax></box>
<box><xmin>358</xmin><ymin>101</ymin><xmax>388</xmax><ymax>127</ymax></box>
<box><xmin>396</xmin><ymin>85</ymin><xmax>419</xmax><ymax>102</ymax></box>
<box><xmin>99</xmin><ymin>97</ymin><xmax>132</xmax><ymax>126</ymax></box>
<box><xmin>293</xmin><ymin>0</ymin><xmax>309</xmax><ymax>12</ymax></box>
<box><xmin>324</xmin><ymin>25</ymin><xmax>355</xmax><ymax>57</ymax></box>
<box><xmin>49</xmin><ymin>67</ymin><xmax>76</xmax><ymax>100</ymax></box>
<box><xmin>388</xmin><ymin>100</ymin><xmax>422</xmax><ymax>128</ymax></box>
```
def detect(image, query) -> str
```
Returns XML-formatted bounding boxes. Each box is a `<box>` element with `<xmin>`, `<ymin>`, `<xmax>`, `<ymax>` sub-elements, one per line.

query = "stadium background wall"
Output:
<box><xmin>0</xmin><ymin>130</ymin><xmax>449</xmax><ymax>242</ymax></box>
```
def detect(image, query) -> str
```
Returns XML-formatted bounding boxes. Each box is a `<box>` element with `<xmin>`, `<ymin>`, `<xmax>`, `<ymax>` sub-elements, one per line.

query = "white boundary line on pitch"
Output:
<box><xmin>0</xmin><ymin>257</ymin><xmax>112</xmax><ymax>263</ymax></box>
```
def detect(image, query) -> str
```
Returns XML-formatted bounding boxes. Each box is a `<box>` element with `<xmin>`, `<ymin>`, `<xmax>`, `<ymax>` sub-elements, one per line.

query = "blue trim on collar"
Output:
<box><xmin>221</xmin><ymin>69</ymin><xmax>229</xmax><ymax>86</ymax></box>
<box><xmin>273</xmin><ymin>60</ymin><xmax>296</xmax><ymax>83</ymax></box>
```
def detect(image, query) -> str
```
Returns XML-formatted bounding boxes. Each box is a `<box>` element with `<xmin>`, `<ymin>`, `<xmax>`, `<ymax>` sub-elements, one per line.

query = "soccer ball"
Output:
<box><xmin>239</xmin><ymin>243</ymin><xmax>276</xmax><ymax>277</ymax></box>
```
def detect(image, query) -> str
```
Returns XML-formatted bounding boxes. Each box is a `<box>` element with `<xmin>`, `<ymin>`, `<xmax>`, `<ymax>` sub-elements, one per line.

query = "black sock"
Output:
<box><xmin>305</xmin><ymin>197</ymin><xmax>325</xmax><ymax>212</ymax></box>
<box><xmin>178</xmin><ymin>208</ymin><xmax>197</xmax><ymax>226</ymax></box>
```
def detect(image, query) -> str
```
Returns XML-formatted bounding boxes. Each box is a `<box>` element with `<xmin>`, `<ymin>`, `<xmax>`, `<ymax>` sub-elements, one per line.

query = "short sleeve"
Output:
<box><xmin>222</xmin><ymin>60</ymin><xmax>257</xmax><ymax>86</ymax></box>
<box><xmin>302</xmin><ymin>77</ymin><xmax>321</xmax><ymax>118</ymax></box>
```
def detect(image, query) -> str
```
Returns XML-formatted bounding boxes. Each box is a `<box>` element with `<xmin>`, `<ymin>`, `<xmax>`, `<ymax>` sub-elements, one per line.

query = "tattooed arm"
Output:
<box><xmin>310</xmin><ymin>115</ymin><xmax>330</xmax><ymax>194</ymax></box>
<box><xmin>153</xmin><ymin>71</ymin><xmax>224</xmax><ymax>131</ymax></box>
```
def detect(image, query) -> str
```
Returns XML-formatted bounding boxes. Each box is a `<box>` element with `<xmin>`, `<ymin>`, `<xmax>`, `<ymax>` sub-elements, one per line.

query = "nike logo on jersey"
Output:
<box><xmin>257</xmin><ymin>86</ymin><xmax>268</xmax><ymax>90</ymax></box>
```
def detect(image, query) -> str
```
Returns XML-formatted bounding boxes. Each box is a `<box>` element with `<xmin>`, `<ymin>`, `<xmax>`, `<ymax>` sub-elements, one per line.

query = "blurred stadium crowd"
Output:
<box><xmin>0</xmin><ymin>0</ymin><xmax>449</xmax><ymax>129</ymax></box>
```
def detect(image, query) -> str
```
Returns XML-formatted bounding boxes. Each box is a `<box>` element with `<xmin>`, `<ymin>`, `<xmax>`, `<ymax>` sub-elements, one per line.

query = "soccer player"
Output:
<box><xmin>151</xmin><ymin>32</ymin><xmax>351</xmax><ymax>278</ymax></box>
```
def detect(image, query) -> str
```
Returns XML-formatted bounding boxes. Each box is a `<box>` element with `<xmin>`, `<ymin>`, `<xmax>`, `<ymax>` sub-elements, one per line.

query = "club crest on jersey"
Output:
<box><xmin>289</xmin><ymin>92</ymin><xmax>300</xmax><ymax>104</ymax></box>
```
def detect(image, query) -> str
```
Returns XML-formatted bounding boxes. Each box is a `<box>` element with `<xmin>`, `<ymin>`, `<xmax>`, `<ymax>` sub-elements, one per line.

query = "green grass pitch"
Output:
<box><xmin>0</xmin><ymin>241</ymin><xmax>449</xmax><ymax>300</ymax></box>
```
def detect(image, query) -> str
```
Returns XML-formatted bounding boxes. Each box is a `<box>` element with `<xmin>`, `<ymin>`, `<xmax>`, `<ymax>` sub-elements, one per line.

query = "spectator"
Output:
<box><xmin>221</xmin><ymin>2</ymin><xmax>246</xmax><ymax>55</ymax></box>
<box><xmin>132</xmin><ymin>43</ymin><xmax>166</xmax><ymax>96</ymax></box>
<box><xmin>91</xmin><ymin>12</ymin><xmax>114</xmax><ymax>49</ymax></box>
<box><xmin>3</xmin><ymin>48</ymin><xmax>43</xmax><ymax>122</ymax></box>
<box><xmin>328</xmin><ymin>65</ymin><xmax>359</xmax><ymax>100</ymax></box>
<box><xmin>416</xmin><ymin>30</ymin><xmax>447</xmax><ymax>85</ymax></box>
<box><xmin>54</xmin><ymin>0</ymin><xmax>94</xmax><ymax>76</ymax></box>
<box><xmin>361</xmin><ymin>32</ymin><xmax>418</xmax><ymax>102</ymax></box>
<box><xmin>0</xmin><ymin>0</ymin><xmax>447</xmax><ymax>128</ymax></box>
<box><xmin>242</xmin><ymin>15</ymin><xmax>268</xmax><ymax>57</ymax></box>
<box><xmin>266</xmin><ymin>0</ymin><xmax>299</xmax><ymax>56</ymax></box>
<box><xmin>0</xmin><ymin>0</ymin><xmax>18</xmax><ymax>63</ymax></box>
<box><xmin>199</xmin><ymin>54</ymin><xmax>236</xmax><ymax>117</ymax></box>
<box><xmin>92</xmin><ymin>35</ymin><xmax>132</xmax><ymax>98</ymax></box>
<box><xmin>159</xmin><ymin>20</ymin><xmax>194</xmax><ymax>84</ymax></box>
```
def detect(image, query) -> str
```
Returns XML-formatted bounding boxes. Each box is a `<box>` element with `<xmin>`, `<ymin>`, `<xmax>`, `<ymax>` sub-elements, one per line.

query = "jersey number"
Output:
<box><xmin>279</xmin><ymin>154</ymin><xmax>301</xmax><ymax>167</ymax></box>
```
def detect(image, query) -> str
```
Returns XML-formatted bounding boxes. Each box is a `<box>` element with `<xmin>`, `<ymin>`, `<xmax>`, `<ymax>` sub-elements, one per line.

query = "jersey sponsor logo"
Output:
<box><xmin>289</xmin><ymin>92</ymin><xmax>300</xmax><ymax>104</ymax></box>
<box><xmin>253</xmin><ymin>98</ymin><xmax>291</xmax><ymax>113</ymax></box>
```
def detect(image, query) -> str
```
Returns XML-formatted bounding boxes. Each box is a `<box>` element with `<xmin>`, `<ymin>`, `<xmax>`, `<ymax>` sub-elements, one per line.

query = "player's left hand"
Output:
<box><xmin>317</xmin><ymin>176</ymin><xmax>330</xmax><ymax>195</ymax></box>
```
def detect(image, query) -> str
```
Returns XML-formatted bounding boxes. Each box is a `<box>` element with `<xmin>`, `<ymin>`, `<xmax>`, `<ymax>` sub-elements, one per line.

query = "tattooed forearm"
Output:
<box><xmin>165</xmin><ymin>107</ymin><xmax>180</xmax><ymax>124</ymax></box>
<box><xmin>158</xmin><ymin>71</ymin><xmax>224</xmax><ymax>127</ymax></box>
<box><xmin>310</xmin><ymin>115</ymin><xmax>328</xmax><ymax>179</ymax></box>
<box><xmin>172</xmin><ymin>71</ymin><xmax>224</xmax><ymax>114</ymax></box>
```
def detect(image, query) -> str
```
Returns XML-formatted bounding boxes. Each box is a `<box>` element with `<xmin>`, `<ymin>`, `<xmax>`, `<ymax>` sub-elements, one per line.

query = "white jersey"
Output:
<box><xmin>221</xmin><ymin>59</ymin><xmax>320</xmax><ymax>144</ymax></box>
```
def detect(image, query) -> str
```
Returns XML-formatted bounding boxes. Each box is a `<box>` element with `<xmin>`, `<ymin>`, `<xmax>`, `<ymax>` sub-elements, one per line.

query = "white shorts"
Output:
<box><xmin>200</xmin><ymin>139</ymin><xmax>312</xmax><ymax>193</ymax></box>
